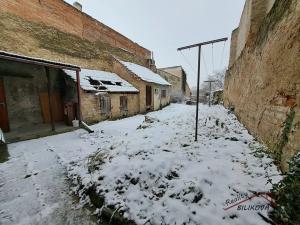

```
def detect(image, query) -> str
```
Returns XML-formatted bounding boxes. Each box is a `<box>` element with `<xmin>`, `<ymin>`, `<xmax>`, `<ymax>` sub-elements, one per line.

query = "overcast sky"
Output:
<box><xmin>65</xmin><ymin>0</ymin><xmax>245</xmax><ymax>88</ymax></box>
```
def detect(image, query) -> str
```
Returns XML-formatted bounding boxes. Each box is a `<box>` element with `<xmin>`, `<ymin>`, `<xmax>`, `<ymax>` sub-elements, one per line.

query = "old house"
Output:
<box><xmin>113</xmin><ymin>59</ymin><xmax>171</xmax><ymax>112</ymax></box>
<box><xmin>0</xmin><ymin>0</ymin><xmax>174</xmax><ymax>142</ymax></box>
<box><xmin>157</xmin><ymin>66</ymin><xmax>191</xmax><ymax>102</ymax></box>
<box><xmin>64</xmin><ymin>69</ymin><xmax>139</xmax><ymax>124</ymax></box>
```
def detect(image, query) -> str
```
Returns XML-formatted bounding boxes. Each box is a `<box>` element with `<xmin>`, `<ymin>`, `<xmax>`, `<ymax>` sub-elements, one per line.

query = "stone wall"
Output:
<box><xmin>224</xmin><ymin>0</ymin><xmax>300</xmax><ymax>171</ymax></box>
<box><xmin>229</xmin><ymin>0</ymin><xmax>277</xmax><ymax>64</ymax></box>
<box><xmin>0</xmin><ymin>0</ymin><xmax>150</xmax><ymax>59</ymax></box>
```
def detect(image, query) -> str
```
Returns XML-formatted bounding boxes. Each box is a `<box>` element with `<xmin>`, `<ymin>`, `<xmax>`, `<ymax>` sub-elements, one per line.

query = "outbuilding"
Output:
<box><xmin>64</xmin><ymin>69</ymin><xmax>140</xmax><ymax>124</ymax></box>
<box><xmin>0</xmin><ymin>51</ymin><xmax>82</xmax><ymax>143</ymax></box>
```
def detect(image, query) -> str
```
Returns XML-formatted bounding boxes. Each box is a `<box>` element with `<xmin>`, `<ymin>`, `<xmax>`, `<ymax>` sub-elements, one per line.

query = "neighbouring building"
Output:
<box><xmin>158</xmin><ymin>66</ymin><xmax>191</xmax><ymax>102</ymax></box>
<box><xmin>224</xmin><ymin>0</ymin><xmax>300</xmax><ymax>171</ymax></box>
<box><xmin>64</xmin><ymin>69</ymin><xmax>139</xmax><ymax>124</ymax></box>
<box><xmin>113</xmin><ymin>59</ymin><xmax>171</xmax><ymax>112</ymax></box>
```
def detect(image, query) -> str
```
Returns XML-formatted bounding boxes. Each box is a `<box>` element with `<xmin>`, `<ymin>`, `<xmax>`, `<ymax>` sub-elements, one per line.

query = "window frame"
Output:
<box><xmin>120</xmin><ymin>96</ymin><xmax>128</xmax><ymax>112</ymax></box>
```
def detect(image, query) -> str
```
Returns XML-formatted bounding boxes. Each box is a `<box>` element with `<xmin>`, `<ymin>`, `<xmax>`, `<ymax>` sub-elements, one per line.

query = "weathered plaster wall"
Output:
<box><xmin>224</xmin><ymin>0</ymin><xmax>300</xmax><ymax>171</ymax></box>
<box><xmin>80</xmin><ymin>90</ymin><xmax>101</xmax><ymax>124</ymax></box>
<box><xmin>152</xmin><ymin>85</ymin><xmax>170</xmax><ymax>111</ymax></box>
<box><xmin>110</xmin><ymin>93</ymin><xmax>139</xmax><ymax>119</ymax></box>
<box><xmin>157</xmin><ymin>69</ymin><xmax>182</xmax><ymax>102</ymax></box>
<box><xmin>80</xmin><ymin>90</ymin><xmax>139</xmax><ymax>124</ymax></box>
<box><xmin>158</xmin><ymin>67</ymin><xmax>190</xmax><ymax>102</ymax></box>
<box><xmin>0</xmin><ymin>0</ymin><xmax>150</xmax><ymax>59</ymax></box>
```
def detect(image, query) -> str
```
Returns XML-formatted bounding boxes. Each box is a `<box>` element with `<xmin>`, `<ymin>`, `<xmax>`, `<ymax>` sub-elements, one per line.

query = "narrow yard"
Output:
<box><xmin>0</xmin><ymin>104</ymin><xmax>281</xmax><ymax>225</ymax></box>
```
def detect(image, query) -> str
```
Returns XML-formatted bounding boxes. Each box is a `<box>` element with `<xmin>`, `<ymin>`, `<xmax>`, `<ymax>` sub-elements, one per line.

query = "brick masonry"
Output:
<box><xmin>0</xmin><ymin>0</ymin><xmax>151</xmax><ymax>59</ymax></box>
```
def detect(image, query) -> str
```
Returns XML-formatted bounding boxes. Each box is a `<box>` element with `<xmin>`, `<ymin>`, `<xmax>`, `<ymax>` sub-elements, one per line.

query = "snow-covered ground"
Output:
<box><xmin>0</xmin><ymin>131</ymin><xmax>104</xmax><ymax>224</ymax></box>
<box><xmin>0</xmin><ymin>104</ymin><xmax>281</xmax><ymax>225</ymax></box>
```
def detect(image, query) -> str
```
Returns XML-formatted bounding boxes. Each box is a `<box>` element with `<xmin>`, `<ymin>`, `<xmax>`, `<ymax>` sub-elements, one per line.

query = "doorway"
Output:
<box><xmin>146</xmin><ymin>85</ymin><xmax>152</xmax><ymax>110</ymax></box>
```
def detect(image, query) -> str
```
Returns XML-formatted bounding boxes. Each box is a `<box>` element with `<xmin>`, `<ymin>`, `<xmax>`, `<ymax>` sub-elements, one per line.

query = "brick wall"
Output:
<box><xmin>0</xmin><ymin>0</ymin><xmax>151</xmax><ymax>59</ymax></box>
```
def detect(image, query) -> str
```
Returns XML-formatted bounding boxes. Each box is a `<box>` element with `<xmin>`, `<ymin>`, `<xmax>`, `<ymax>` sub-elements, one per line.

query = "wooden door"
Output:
<box><xmin>39</xmin><ymin>92</ymin><xmax>64</xmax><ymax>123</ymax></box>
<box><xmin>0</xmin><ymin>79</ymin><xmax>9</xmax><ymax>132</ymax></box>
<box><xmin>146</xmin><ymin>85</ymin><xmax>152</xmax><ymax>108</ymax></box>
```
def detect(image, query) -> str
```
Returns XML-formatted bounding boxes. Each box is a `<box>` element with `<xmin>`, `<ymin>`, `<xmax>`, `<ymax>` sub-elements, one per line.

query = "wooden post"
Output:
<box><xmin>45</xmin><ymin>67</ymin><xmax>55</xmax><ymax>131</ymax></box>
<box><xmin>76</xmin><ymin>70</ymin><xmax>82</xmax><ymax>123</ymax></box>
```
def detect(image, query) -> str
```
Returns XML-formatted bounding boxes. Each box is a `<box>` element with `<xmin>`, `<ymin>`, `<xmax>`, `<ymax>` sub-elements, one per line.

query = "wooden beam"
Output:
<box><xmin>76</xmin><ymin>70</ymin><xmax>82</xmax><ymax>123</ymax></box>
<box><xmin>45</xmin><ymin>67</ymin><xmax>55</xmax><ymax>131</ymax></box>
<box><xmin>0</xmin><ymin>51</ymin><xmax>80</xmax><ymax>71</ymax></box>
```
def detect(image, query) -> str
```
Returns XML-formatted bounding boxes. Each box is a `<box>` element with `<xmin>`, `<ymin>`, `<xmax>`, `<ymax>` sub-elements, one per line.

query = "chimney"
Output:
<box><xmin>73</xmin><ymin>2</ymin><xmax>82</xmax><ymax>11</ymax></box>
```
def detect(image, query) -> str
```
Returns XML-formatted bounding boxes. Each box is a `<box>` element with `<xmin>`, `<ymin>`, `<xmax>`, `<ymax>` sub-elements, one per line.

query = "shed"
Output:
<box><xmin>64</xmin><ymin>69</ymin><xmax>140</xmax><ymax>123</ymax></box>
<box><xmin>0</xmin><ymin>51</ymin><xmax>81</xmax><ymax>143</ymax></box>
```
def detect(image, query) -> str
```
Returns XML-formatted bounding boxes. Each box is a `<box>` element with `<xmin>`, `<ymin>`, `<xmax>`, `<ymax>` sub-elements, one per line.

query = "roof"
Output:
<box><xmin>0</xmin><ymin>51</ymin><xmax>80</xmax><ymax>71</ymax></box>
<box><xmin>119</xmin><ymin>61</ymin><xmax>171</xmax><ymax>86</ymax></box>
<box><xmin>159</xmin><ymin>66</ymin><xmax>183</xmax><ymax>71</ymax></box>
<box><xmin>64</xmin><ymin>69</ymin><xmax>139</xmax><ymax>93</ymax></box>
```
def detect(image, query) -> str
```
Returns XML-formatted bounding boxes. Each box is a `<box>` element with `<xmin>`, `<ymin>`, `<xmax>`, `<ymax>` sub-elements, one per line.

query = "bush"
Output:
<box><xmin>270</xmin><ymin>152</ymin><xmax>300</xmax><ymax>225</ymax></box>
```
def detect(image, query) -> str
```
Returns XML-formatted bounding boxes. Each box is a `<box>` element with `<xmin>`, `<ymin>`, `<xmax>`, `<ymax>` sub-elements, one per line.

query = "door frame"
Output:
<box><xmin>146</xmin><ymin>85</ymin><xmax>152</xmax><ymax>110</ymax></box>
<box><xmin>0</xmin><ymin>79</ymin><xmax>10</xmax><ymax>132</ymax></box>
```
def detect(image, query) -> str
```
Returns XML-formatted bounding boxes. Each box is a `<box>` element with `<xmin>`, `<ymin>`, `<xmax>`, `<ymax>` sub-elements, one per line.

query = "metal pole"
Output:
<box><xmin>209</xmin><ymin>82</ymin><xmax>212</xmax><ymax>107</ymax></box>
<box><xmin>195</xmin><ymin>46</ymin><xmax>201</xmax><ymax>141</ymax></box>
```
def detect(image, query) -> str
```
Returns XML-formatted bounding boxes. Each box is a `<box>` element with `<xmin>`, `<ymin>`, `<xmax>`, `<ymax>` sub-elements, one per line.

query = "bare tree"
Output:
<box><xmin>207</xmin><ymin>69</ymin><xmax>226</xmax><ymax>91</ymax></box>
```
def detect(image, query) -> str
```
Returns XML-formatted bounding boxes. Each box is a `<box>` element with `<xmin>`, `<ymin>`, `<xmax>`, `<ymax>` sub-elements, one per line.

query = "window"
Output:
<box><xmin>154</xmin><ymin>88</ymin><xmax>159</xmax><ymax>95</ymax></box>
<box><xmin>161</xmin><ymin>89</ymin><xmax>167</xmax><ymax>98</ymax></box>
<box><xmin>100</xmin><ymin>96</ymin><xmax>111</xmax><ymax>116</ymax></box>
<box><xmin>120</xmin><ymin>96</ymin><xmax>128</xmax><ymax>112</ymax></box>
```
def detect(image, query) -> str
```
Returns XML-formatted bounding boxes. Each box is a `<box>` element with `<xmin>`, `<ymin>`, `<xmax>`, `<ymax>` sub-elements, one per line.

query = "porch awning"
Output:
<box><xmin>0</xmin><ymin>51</ymin><xmax>81</xmax><ymax>71</ymax></box>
